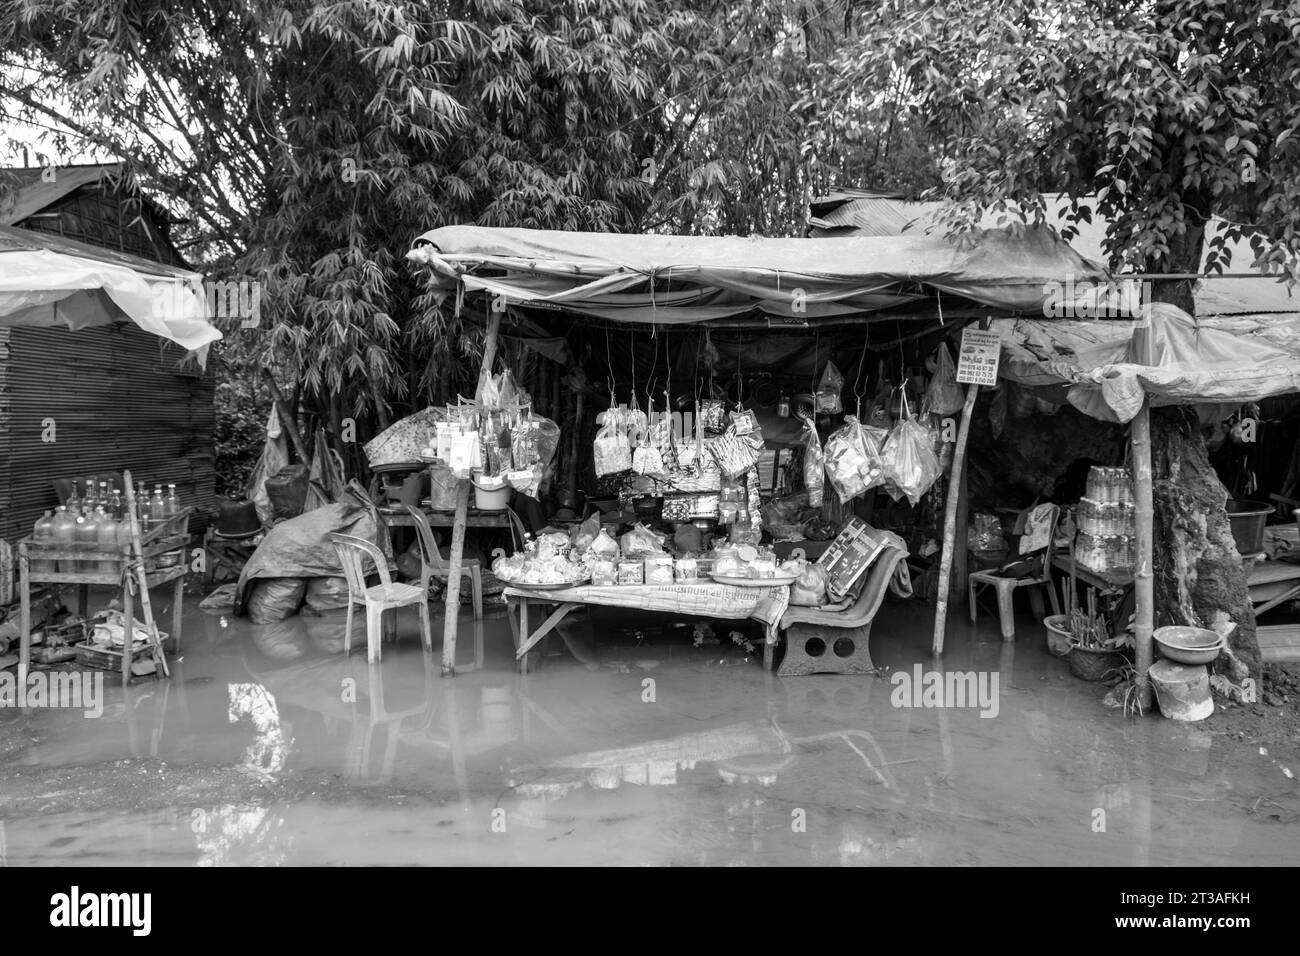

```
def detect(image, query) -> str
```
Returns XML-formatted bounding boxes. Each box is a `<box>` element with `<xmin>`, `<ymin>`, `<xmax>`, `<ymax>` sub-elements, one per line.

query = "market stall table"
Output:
<box><xmin>504</xmin><ymin>582</ymin><xmax>791</xmax><ymax>674</ymax></box>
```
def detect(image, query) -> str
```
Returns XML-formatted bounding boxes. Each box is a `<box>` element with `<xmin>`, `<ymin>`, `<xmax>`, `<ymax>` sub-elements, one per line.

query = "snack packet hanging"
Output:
<box><xmin>801</xmin><ymin>416</ymin><xmax>825</xmax><ymax>507</ymax></box>
<box><xmin>594</xmin><ymin>407</ymin><xmax>633</xmax><ymax>476</ymax></box>
<box><xmin>923</xmin><ymin>343</ymin><xmax>965</xmax><ymax>416</ymax></box>
<box><xmin>815</xmin><ymin>361</ymin><xmax>845</xmax><ymax>414</ymax></box>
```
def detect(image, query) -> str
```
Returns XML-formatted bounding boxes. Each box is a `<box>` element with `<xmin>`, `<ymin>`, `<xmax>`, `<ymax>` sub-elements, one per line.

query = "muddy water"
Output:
<box><xmin>2</xmin><ymin>596</ymin><xmax>1297</xmax><ymax>866</ymax></box>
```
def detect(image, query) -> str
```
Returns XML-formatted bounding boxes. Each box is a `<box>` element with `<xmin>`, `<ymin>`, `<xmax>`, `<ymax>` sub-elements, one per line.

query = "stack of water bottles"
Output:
<box><xmin>30</xmin><ymin>477</ymin><xmax>184</xmax><ymax>576</ymax></box>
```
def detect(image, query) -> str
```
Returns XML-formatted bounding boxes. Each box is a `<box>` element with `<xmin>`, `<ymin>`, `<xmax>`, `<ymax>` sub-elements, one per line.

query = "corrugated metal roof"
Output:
<box><xmin>0</xmin><ymin>323</ymin><xmax>214</xmax><ymax>543</ymax></box>
<box><xmin>0</xmin><ymin>223</ymin><xmax>198</xmax><ymax>280</ymax></box>
<box><xmin>0</xmin><ymin>164</ymin><xmax>124</xmax><ymax>227</ymax></box>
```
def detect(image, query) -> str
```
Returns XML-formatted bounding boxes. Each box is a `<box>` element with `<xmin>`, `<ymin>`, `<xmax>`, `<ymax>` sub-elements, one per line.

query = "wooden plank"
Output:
<box><xmin>1256</xmin><ymin>624</ymin><xmax>1300</xmax><ymax>663</ymax></box>
<box><xmin>1130</xmin><ymin>323</ymin><xmax>1155</xmax><ymax>710</ymax></box>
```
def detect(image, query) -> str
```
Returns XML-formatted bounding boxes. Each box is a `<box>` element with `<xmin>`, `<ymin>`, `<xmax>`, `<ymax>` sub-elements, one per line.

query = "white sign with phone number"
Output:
<box><xmin>956</xmin><ymin>328</ymin><xmax>1002</xmax><ymax>386</ymax></box>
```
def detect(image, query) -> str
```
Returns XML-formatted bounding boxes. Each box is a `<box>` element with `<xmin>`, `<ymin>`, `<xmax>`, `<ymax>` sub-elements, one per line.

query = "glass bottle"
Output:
<box><xmin>75</xmin><ymin>506</ymin><xmax>100</xmax><ymax>572</ymax></box>
<box><xmin>66</xmin><ymin>480</ymin><xmax>82</xmax><ymax>518</ymax></box>
<box><xmin>151</xmin><ymin>485</ymin><xmax>167</xmax><ymax>528</ymax></box>
<box><xmin>31</xmin><ymin>510</ymin><xmax>55</xmax><ymax>574</ymax></box>
<box><xmin>95</xmin><ymin>506</ymin><xmax>119</xmax><ymax>573</ymax></box>
<box><xmin>108</xmin><ymin>487</ymin><xmax>123</xmax><ymax>520</ymax></box>
<box><xmin>50</xmin><ymin>506</ymin><xmax>77</xmax><ymax>573</ymax></box>
<box><xmin>165</xmin><ymin>483</ymin><xmax>180</xmax><ymax>517</ymax></box>
<box><xmin>83</xmin><ymin>475</ymin><xmax>99</xmax><ymax>513</ymax></box>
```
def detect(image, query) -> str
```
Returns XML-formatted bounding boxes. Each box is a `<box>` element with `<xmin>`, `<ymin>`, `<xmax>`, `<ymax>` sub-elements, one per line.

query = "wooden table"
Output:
<box><xmin>503</xmin><ymin>582</ymin><xmax>791</xmax><ymax>674</ymax></box>
<box><xmin>18</xmin><ymin>540</ymin><xmax>186</xmax><ymax>689</ymax></box>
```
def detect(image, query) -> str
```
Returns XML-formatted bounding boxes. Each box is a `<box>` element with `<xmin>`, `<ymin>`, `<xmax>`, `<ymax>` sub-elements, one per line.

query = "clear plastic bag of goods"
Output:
<box><xmin>594</xmin><ymin>410</ymin><xmax>633</xmax><ymax>476</ymax></box>
<box><xmin>570</xmin><ymin>513</ymin><xmax>601</xmax><ymax>553</ymax></box>
<box><xmin>801</xmin><ymin>417</ymin><xmax>826</xmax><ymax>508</ymax></box>
<box><xmin>247</xmin><ymin>577</ymin><xmax>307</xmax><ymax>624</ymax></box>
<box><xmin>620</xmin><ymin>522</ymin><xmax>666</xmax><ymax>556</ymax></box>
<box><xmin>824</xmin><ymin>416</ymin><xmax>887</xmax><ymax>503</ymax></box>
<box><xmin>427</xmin><ymin>463</ymin><xmax>460</xmax><ymax>511</ymax></box>
<box><xmin>788</xmin><ymin>559</ymin><xmax>829</xmax><ymax>606</ymax></box>
<box><xmin>923</xmin><ymin>343</ymin><xmax>965</xmax><ymax>416</ymax></box>
<box><xmin>588</xmin><ymin>528</ymin><xmax>621</xmax><ymax>558</ymax></box>
<box><xmin>632</xmin><ymin>436</ymin><xmax>666</xmax><ymax>476</ymax></box>
<box><xmin>881</xmin><ymin>416</ymin><xmax>943</xmax><ymax>507</ymax></box>
<box><xmin>815</xmin><ymin>362</ymin><xmax>845</xmax><ymax>414</ymax></box>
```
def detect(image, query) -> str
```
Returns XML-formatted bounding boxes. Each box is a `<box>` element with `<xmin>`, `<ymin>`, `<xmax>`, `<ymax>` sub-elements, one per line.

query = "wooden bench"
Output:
<box><xmin>777</xmin><ymin>546</ymin><xmax>907</xmax><ymax>676</ymax></box>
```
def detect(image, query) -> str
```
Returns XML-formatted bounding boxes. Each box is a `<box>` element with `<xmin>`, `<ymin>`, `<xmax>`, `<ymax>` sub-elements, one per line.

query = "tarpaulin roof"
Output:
<box><xmin>409</xmin><ymin>224</ymin><xmax>1112</xmax><ymax>326</ymax></box>
<box><xmin>809</xmin><ymin>191</ymin><xmax>1300</xmax><ymax>317</ymax></box>
<box><xmin>0</xmin><ymin>224</ymin><xmax>221</xmax><ymax>358</ymax></box>
<box><xmin>995</xmin><ymin>304</ymin><xmax>1300</xmax><ymax>422</ymax></box>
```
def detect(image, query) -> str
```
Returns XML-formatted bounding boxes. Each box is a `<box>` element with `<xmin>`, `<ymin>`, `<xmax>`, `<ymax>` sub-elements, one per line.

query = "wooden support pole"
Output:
<box><xmin>932</xmin><ymin>381</ymin><xmax>979</xmax><ymax>655</ymax></box>
<box><xmin>1131</xmin><ymin>324</ymin><xmax>1155</xmax><ymax>710</ymax></box>
<box><xmin>261</xmin><ymin>369</ymin><xmax>312</xmax><ymax>466</ymax></box>
<box><xmin>441</xmin><ymin>309</ymin><xmax>503</xmax><ymax>676</ymax></box>
<box><xmin>123</xmin><ymin>471</ymin><xmax>170</xmax><ymax>681</ymax></box>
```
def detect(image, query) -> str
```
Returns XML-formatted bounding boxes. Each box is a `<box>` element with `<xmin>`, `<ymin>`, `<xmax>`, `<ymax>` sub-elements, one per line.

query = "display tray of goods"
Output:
<box><xmin>492</xmin><ymin>531</ymin><xmax>590</xmax><ymax>588</ymax></box>
<box><xmin>707</xmin><ymin>544</ymin><xmax>800</xmax><ymax>586</ymax></box>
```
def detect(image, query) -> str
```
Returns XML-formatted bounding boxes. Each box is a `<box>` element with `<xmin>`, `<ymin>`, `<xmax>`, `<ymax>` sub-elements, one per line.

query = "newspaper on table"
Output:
<box><xmin>504</xmin><ymin>582</ymin><xmax>790</xmax><ymax>639</ymax></box>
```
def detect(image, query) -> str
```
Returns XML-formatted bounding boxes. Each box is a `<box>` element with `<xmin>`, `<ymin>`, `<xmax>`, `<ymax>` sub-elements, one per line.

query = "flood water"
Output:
<box><xmin>2</xmin><ymin>593</ymin><xmax>1297</xmax><ymax>866</ymax></box>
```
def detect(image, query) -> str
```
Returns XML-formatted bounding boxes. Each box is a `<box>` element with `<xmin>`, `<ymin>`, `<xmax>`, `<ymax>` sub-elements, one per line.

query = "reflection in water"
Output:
<box><xmin>193</xmin><ymin>804</ymin><xmax>287</xmax><ymax>867</ymax></box>
<box><xmin>227</xmin><ymin>683</ymin><xmax>290</xmax><ymax>780</ymax></box>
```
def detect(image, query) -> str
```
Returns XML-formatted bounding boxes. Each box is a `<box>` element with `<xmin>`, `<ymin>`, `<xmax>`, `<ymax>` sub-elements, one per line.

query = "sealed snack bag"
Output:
<box><xmin>593</xmin><ymin>407</ymin><xmax>633</xmax><ymax>476</ymax></box>
<box><xmin>801</xmin><ymin>416</ymin><xmax>825</xmax><ymax>507</ymax></box>
<box><xmin>815</xmin><ymin>361</ymin><xmax>845</xmax><ymax>414</ymax></box>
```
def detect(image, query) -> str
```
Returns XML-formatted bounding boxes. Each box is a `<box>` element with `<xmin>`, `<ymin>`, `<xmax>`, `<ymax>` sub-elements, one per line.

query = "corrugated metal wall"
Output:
<box><xmin>0</xmin><ymin>322</ymin><xmax>214</xmax><ymax>544</ymax></box>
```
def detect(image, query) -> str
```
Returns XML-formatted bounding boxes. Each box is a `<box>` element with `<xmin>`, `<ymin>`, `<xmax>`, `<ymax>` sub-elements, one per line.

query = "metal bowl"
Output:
<box><xmin>1154</xmin><ymin>626</ymin><xmax>1225</xmax><ymax>665</ymax></box>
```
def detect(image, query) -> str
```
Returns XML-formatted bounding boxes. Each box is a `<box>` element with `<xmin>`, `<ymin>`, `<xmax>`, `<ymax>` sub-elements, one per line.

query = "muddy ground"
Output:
<box><xmin>1</xmin><ymin>589</ymin><xmax>1297</xmax><ymax>866</ymax></box>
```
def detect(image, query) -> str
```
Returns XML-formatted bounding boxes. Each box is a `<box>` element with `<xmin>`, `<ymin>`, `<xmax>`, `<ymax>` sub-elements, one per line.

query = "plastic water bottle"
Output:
<box><xmin>32</xmin><ymin>511</ymin><xmax>55</xmax><ymax>574</ymax></box>
<box><xmin>151</xmin><ymin>485</ymin><xmax>167</xmax><ymax>530</ymax></box>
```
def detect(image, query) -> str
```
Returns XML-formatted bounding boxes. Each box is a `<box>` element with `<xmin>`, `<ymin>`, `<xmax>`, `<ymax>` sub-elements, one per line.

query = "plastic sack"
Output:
<box><xmin>305</xmin><ymin>576</ymin><xmax>351</xmax><ymax>612</ymax></box>
<box><xmin>265</xmin><ymin>464</ymin><xmax>309</xmax><ymax>521</ymax></box>
<box><xmin>815</xmin><ymin>362</ymin><xmax>845</xmax><ymax>414</ymax></box>
<box><xmin>789</xmin><ymin>560</ymin><xmax>829</xmax><ymax>606</ymax></box>
<box><xmin>427</xmin><ymin>463</ymin><xmax>461</xmax><ymax>511</ymax></box>
<box><xmin>632</xmin><ymin>435</ymin><xmax>666</xmax><ymax>476</ymax></box>
<box><xmin>594</xmin><ymin>414</ymin><xmax>633</xmax><ymax>476</ymax></box>
<box><xmin>801</xmin><ymin>417</ymin><xmax>825</xmax><ymax>508</ymax></box>
<box><xmin>824</xmin><ymin>416</ymin><xmax>887</xmax><ymax>503</ymax></box>
<box><xmin>923</xmin><ymin>344</ymin><xmax>965</xmax><ymax>416</ymax></box>
<box><xmin>247</xmin><ymin>577</ymin><xmax>307</xmax><ymax>624</ymax></box>
<box><xmin>881</xmin><ymin>417</ymin><xmax>942</xmax><ymax>507</ymax></box>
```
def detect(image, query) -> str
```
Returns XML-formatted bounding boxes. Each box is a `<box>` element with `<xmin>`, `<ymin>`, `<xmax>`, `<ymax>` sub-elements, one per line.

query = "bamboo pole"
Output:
<box><xmin>931</xmin><ymin>381</ymin><xmax>979</xmax><ymax>654</ymax></box>
<box><xmin>122</xmin><ymin>471</ymin><xmax>170</xmax><ymax>680</ymax></box>
<box><xmin>1131</xmin><ymin>322</ymin><xmax>1155</xmax><ymax>709</ymax></box>
<box><xmin>261</xmin><ymin>369</ymin><xmax>312</xmax><ymax>466</ymax></box>
<box><xmin>441</xmin><ymin>309</ymin><xmax>503</xmax><ymax>676</ymax></box>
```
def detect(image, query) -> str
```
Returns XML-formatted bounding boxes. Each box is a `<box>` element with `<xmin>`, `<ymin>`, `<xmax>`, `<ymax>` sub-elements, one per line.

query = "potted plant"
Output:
<box><xmin>1067</xmin><ymin>590</ymin><xmax>1131</xmax><ymax>681</ymax></box>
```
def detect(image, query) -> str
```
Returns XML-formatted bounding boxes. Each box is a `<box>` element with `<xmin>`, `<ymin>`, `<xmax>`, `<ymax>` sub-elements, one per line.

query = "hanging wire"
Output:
<box><xmin>853</xmin><ymin>328</ymin><xmax>872</xmax><ymax>419</ymax></box>
<box><xmin>605</xmin><ymin>328</ymin><xmax>616</xmax><ymax>401</ymax></box>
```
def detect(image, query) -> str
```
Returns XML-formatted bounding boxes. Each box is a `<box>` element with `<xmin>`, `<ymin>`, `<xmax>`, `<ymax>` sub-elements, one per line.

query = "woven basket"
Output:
<box><xmin>1068</xmin><ymin>644</ymin><xmax>1126</xmax><ymax>681</ymax></box>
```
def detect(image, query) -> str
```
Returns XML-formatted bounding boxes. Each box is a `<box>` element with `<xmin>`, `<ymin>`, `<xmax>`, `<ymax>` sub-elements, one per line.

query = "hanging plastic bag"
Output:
<box><xmin>881</xmin><ymin>393</ymin><xmax>942</xmax><ymax>506</ymax></box>
<box><xmin>632</xmin><ymin>433</ymin><xmax>666</xmax><ymax>476</ymax></box>
<box><xmin>815</xmin><ymin>362</ymin><xmax>845</xmax><ymax>414</ymax></box>
<box><xmin>789</xmin><ymin>560</ymin><xmax>829</xmax><ymax>606</ymax></box>
<box><xmin>824</xmin><ymin>415</ymin><xmax>888</xmax><ymax>503</ymax></box>
<box><xmin>594</xmin><ymin>409</ymin><xmax>633</xmax><ymax>476</ymax></box>
<box><xmin>801</xmin><ymin>416</ymin><xmax>825</xmax><ymax>507</ymax></box>
<box><xmin>923</xmin><ymin>343</ymin><xmax>965</xmax><ymax>416</ymax></box>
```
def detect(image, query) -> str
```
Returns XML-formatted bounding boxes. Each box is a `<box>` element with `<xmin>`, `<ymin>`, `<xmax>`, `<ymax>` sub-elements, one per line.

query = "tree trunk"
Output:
<box><xmin>1151</xmin><ymin>406</ymin><xmax>1262</xmax><ymax>684</ymax></box>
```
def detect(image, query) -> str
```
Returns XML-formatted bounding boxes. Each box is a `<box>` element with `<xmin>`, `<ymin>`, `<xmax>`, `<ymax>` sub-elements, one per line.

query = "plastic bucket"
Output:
<box><xmin>1226</xmin><ymin>499</ymin><xmax>1271</xmax><ymax>555</ymax></box>
<box><xmin>1044</xmin><ymin>614</ymin><xmax>1072</xmax><ymax>658</ymax></box>
<box><xmin>472</xmin><ymin>477</ymin><xmax>511</xmax><ymax>511</ymax></box>
<box><xmin>1149</xmin><ymin>660</ymin><xmax>1214</xmax><ymax>721</ymax></box>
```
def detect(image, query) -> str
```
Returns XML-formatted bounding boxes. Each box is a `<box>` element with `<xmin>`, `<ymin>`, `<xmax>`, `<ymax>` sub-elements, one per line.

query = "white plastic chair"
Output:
<box><xmin>329</xmin><ymin>532</ymin><xmax>432</xmax><ymax>662</ymax></box>
<box><xmin>403</xmin><ymin>505</ymin><xmax>483</xmax><ymax>618</ymax></box>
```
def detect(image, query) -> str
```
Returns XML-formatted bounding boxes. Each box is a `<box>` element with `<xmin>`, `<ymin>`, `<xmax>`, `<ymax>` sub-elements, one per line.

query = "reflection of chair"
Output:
<box><xmin>968</xmin><ymin>504</ymin><xmax>1062</xmax><ymax>640</ymax></box>
<box><xmin>329</xmin><ymin>533</ymin><xmax>432</xmax><ymax>662</ymax></box>
<box><xmin>404</xmin><ymin>505</ymin><xmax>483</xmax><ymax>619</ymax></box>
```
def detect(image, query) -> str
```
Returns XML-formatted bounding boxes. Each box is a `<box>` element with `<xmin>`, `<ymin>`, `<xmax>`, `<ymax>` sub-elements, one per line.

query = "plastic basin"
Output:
<box><xmin>1154</xmin><ymin>625</ymin><xmax>1224</xmax><ymax>665</ymax></box>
